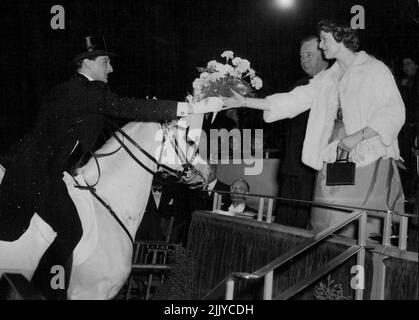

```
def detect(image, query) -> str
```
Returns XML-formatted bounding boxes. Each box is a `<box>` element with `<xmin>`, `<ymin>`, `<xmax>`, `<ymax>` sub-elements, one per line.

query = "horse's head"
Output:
<box><xmin>153</xmin><ymin>120</ymin><xmax>209</xmax><ymax>188</ymax></box>
<box><xmin>78</xmin><ymin>120</ymin><xmax>209</xmax><ymax>189</ymax></box>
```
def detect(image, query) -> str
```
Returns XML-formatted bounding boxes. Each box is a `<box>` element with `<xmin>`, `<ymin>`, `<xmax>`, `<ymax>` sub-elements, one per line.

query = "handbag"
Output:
<box><xmin>326</xmin><ymin>148</ymin><xmax>356</xmax><ymax>186</ymax></box>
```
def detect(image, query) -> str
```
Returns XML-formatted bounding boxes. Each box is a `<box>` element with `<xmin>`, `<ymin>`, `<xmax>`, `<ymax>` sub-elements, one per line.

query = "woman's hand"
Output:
<box><xmin>222</xmin><ymin>89</ymin><xmax>247</xmax><ymax>110</ymax></box>
<box><xmin>338</xmin><ymin>131</ymin><xmax>362</xmax><ymax>152</ymax></box>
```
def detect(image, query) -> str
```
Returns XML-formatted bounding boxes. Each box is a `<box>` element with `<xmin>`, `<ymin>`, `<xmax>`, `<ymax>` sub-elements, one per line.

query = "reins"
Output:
<box><xmin>109</xmin><ymin>125</ymin><xmax>182</xmax><ymax>178</ymax></box>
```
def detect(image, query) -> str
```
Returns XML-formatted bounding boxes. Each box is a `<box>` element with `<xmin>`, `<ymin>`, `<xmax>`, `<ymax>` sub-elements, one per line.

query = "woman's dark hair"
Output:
<box><xmin>317</xmin><ymin>19</ymin><xmax>360</xmax><ymax>52</ymax></box>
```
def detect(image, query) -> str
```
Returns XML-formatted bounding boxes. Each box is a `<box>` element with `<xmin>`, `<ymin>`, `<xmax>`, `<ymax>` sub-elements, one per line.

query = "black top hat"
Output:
<box><xmin>73</xmin><ymin>35</ymin><xmax>116</xmax><ymax>62</ymax></box>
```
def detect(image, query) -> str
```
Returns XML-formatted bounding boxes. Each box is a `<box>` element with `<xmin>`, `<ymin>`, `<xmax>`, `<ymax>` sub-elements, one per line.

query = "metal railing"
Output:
<box><xmin>211</xmin><ymin>189</ymin><xmax>415</xmax><ymax>250</ymax></box>
<box><xmin>201</xmin><ymin>189</ymin><xmax>417</xmax><ymax>300</ymax></box>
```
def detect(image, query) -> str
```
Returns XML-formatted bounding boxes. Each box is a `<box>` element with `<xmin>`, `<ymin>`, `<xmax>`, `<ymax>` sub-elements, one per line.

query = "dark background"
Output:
<box><xmin>0</xmin><ymin>0</ymin><xmax>417</xmax><ymax>153</ymax></box>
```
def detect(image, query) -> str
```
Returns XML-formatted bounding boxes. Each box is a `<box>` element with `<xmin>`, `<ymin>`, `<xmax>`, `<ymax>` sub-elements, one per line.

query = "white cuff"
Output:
<box><xmin>176</xmin><ymin>102</ymin><xmax>189</xmax><ymax>117</ymax></box>
<box><xmin>177</xmin><ymin>115</ymin><xmax>191</xmax><ymax>129</ymax></box>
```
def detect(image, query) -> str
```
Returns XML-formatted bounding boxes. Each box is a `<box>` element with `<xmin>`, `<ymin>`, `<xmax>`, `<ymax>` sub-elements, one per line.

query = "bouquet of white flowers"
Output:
<box><xmin>189</xmin><ymin>50</ymin><xmax>263</xmax><ymax>102</ymax></box>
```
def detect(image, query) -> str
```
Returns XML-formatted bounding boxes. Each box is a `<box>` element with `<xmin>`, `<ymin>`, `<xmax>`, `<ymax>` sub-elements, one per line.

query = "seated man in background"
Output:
<box><xmin>227</xmin><ymin>179</ymin><xmax>257</xmax><ymax>214</ymax></box>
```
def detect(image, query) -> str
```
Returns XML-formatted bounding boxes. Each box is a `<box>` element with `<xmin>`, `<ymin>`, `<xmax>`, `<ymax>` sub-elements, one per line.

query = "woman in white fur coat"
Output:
<box><xmin>223</xmin><ymin>19</ymin><xmax>405</xmax><ymax>239</ymax></box>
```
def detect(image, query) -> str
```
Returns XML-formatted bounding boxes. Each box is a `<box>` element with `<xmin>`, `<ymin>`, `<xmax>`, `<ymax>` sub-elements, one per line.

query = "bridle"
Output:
<box><xmin>73</xmin><ymin>120</ymin><xmax>206</xmax><ymax>245</ymax></box>
<box><xmin>109</xmin><ymin>120</ymin><xmax>205</xmax><ymax>186</ymax></box>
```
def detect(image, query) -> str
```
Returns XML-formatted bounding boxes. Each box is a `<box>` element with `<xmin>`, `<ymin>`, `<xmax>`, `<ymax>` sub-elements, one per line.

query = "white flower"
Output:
<box><xmin>209</xmin><ymin>72</ymin><xmax>223</xmax><ymax>82</ymax></box>
<box><xmin>221</xmin><ymin>50</ymin><xmax>234</xmax><ymax>61</ymax></box>
<box><xmin>225</xmin><ymin>65</ymin><xmax>235</xmax><ymax>76</ymax></box>
<box><xmin>235</xmin><ymin>59</ymin><xmax>251</xmax><ymax>74</ymax></box>
<box><xmin>192</xmin><ymin>90</ymin><xmax>203</xmax><ymax>101</ymax></box>
<box><xmin>192</xmin><ymin>51</ymin><xmax>262</xmax><ymax>101</ymax></box>
<box><xmin>199</xmin><ymin>72</ymin><xmax>210</xmax><ymax>79</ymax></box>
<box><xmin>192</xmin><ymin>78</ymin><xmax>202</xmax><ymax>90</ymax></box>
<box><xmin>251</xmin><ymin>76</ymin><xmax>263</xmax><ymax>90</ymax></box>
<box><xmin>207</xmin><ymin>60</ymin><xmax>218</xmax><ymax>69</ymax></box>
<box><xmin>215</xmin><ymin>63</ymin><xmax>232</xmax><ymax>76</ymax></box>
<box><xmin>201</xmin><ymin>79</ymin><xmax>211</xmax><ymax>88</ymax></box>
<box><xmin>231</xmin><ymin>57</ymin><xmax>241</xmax><ymax>66</ymax></box>
<box><xmin>228</xmin><ymin>68</ymin><xmax>240</xmax><ymax>78</ymax></box>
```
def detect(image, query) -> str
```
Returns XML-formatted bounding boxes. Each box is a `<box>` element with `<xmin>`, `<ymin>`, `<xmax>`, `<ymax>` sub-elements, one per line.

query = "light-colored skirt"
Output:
<box><xmin>310</xmin><ymin>158</ymin><xmax>405</xmax><ymax>238</ymax></box>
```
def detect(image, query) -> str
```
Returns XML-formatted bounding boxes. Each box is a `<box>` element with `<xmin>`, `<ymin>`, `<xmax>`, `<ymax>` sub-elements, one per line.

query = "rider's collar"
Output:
<box><xmin>78</xmin><ymin>72</ymin><xmax>95</xmax><ymax>82</ymax></box>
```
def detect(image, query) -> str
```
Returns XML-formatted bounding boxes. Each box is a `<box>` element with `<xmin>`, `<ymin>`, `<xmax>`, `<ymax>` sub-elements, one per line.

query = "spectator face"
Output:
<box><xmin>402</xmin><ymin>58</ymin><xmax>417</xmax><ymax>77</ymax></box>
<box><xmin>84</xmin><ymin>55</ymin><xmax>113</xmax><ymax>83</ymax></box>
<box><xmin>230</xmin><ymin>180</ymin><xmax>249</xmax><ymax>203</ymax></box>
<box><xmin>300</xmin><ymin>39</ymin><xmax>326</xmax><ymax>77</ymax></box>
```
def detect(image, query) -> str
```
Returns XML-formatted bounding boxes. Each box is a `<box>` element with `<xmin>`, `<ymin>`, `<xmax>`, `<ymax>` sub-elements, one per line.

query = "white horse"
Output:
<box><xmin>0</xmin><ymin>121</ymin><xmax>208</xmax><ymax>299</ymax></box>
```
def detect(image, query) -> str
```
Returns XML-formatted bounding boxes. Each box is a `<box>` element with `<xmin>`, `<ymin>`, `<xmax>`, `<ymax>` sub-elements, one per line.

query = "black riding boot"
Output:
<box><xmin>31</xmin><ymin>240</ymin><xmax>75</xmax><ymax>300</ymax></box>
<box><xmin>31</xmin><ymin>178</ymin><xmax>82</xmax><ymax>299</ymax></box>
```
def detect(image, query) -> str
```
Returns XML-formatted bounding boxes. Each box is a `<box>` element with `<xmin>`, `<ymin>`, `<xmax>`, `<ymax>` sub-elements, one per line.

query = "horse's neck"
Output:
<box><xmin>79</xmin><ymin>122</ymin><xmax>161</xmax><ymax>233</ymax></box>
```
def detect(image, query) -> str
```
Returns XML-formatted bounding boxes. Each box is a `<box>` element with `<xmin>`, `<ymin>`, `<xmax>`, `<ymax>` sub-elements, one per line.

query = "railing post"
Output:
<box><xmin>370</xmin><ymin>253</ymin><xmax>387</xmax><ymax>300</ymax></box>
<box><xmin>225</xmin><ymin>277</ymin><xmax>235</xmax><ymax>300</ymax></box>
<box><xmin>382</xmin><ymin>211</ymin><xmax>392</xmax><ymax>246</ymax></box>
<box><xmin>398</xmin><ymin>216</ymin><xmax>408</xmax><ymax>250</ymax></box>
<box><xmin>263</xmin><ymin>271</ymin><xmax>273</xmax><ymax>300</ymax></box>
<box><xmin>257</xmin><ymin>198</ymin><xmax>265</xmax><ymax>221</ymax></box>
<box><xmin>371</xmin><ymin>211</ymin><xmax>390</xmax><ymax>300</ymax></box>
<box><xmin>212</xmin><ymin>192</ymin><xmax>219</xmax><ymax>211</ymax></box>
<box><xmin>217</xmin><ymin>193</ymin><xmax>222</xmax><ymax>210</ymax></box>
<box><xmin>355</xmin><ymin>211</ymin><xmax>367</xmax><ymax>300</ymax></box>
<box><xmin>266</xmin><ymin>199</ymin><xmax>274</xmax><ymax>223</ymax></box>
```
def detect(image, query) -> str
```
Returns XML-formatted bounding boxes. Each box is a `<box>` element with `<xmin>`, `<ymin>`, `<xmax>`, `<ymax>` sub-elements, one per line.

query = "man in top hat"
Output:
<box><xmin>0</xmin><ymin>35</ymin><xmax>222</xmax><ymax>299</ymax></box>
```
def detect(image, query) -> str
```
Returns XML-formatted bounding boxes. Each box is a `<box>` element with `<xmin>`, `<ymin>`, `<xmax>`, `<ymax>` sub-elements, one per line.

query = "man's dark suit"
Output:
<box><xmin>159</xmin><ymin>179</ymin><xmax>231</xmax><ymax>247</ymax></box>
<box><xmin>190</xmin><ymin>180</ymin><xmax>231</xmax><ymax>212</ymax></box>
<box><xmin>0</xmin><ymin>73</ymin><xmax>180</xmax><ymax>298</ymax></box>
<box><xmin>275</xmin><ymin>76</ymin><xmax>316</xmax><ymax>229</ymax></box>
<box><xmin>136</xmin><ymin>186</ymin><xmax>179</xmax><ymax>241</ymax></box>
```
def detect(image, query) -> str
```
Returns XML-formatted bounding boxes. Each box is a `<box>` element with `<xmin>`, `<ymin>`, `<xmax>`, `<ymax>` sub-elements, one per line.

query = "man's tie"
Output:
<box><xmin>202</xmin><ymin>186</ymin><xmax>209</xmax><ymax>201</ymax></box>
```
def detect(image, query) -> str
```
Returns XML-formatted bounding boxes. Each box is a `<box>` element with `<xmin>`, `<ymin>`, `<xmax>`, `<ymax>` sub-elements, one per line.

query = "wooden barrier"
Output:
<box><xmin>186</xmin><ymin>211</ymin><xmax>418</xmax><ymax>300</ymax></box>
